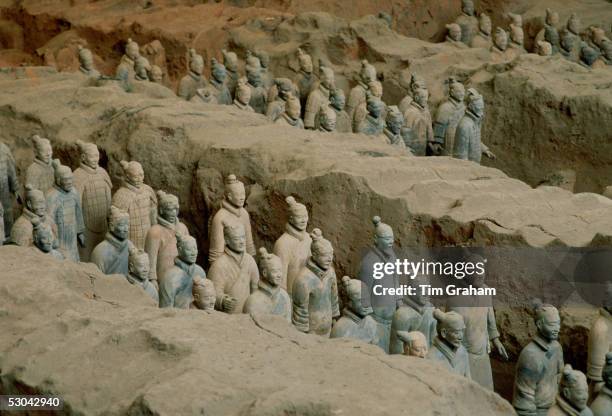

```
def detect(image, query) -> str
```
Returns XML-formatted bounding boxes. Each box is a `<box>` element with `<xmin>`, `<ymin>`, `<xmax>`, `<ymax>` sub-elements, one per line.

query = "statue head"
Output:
<box><xmin>359</xmin><ymin>60</ymin><xmax>377</xmax><ymax>84</ymax></box>
<box><xmin>545</xmin><ymin>9</ymin><xmax>559</xmax><ymax>27</ymax></box>
<box><xmin>275</xmin><ymin>78</ymin><xmax>294</xmax><ymax>101</ymax></box>
<box><xmin>246</xmin><ymin>66</ymin><xmax>263</xmax><ymax>87</ymax></box>
<box><xmin>259</xmin><ymin>247</ymin><xmax>283</xmax><ymax>287</ymax></box>
<box><xmin>318</xmin><ymin>105</ymin><xmax>337</xmax><ymax>132</ymax></box>
<box><xmin>537</xmin><ymin>40</ymin><xmax>553</xmax><ymax>56</ymax></box>
<box><xmin>560</xmin><ymin>31</ymin><xmax>576</xmax><ymax>53</ymax></box>
<box><xmin>310</xmin><ymin>228</ymin><xmax>334</xmax><ymax>270</ymax></box>
<box><xmin>285</xmin><ymin>196</ymin><xmax>308</xmax><ymax>231</ymax></box>
<box><xmin>157</xmin><ymin>190</ymin><xmax>179</xmax><ymax>223</ymax></box>
<box><xmin>341</xmin><ymin>275</ymin><xmax>373</xmax><ymax>317</ymax></box>
<box><xmin>479</xmin><ymin>13</ymin><xmax>492</xmax><ymax>36</ymax></box>
<box><xmin>24</xmin><ymin>184</ymin><xmax>46</xmax><ymax>217</ymax></box>
<box><xmin>134</xmin><ymin>55</ymin><xmax>151</xmax><ymax>80</ymax></box>
<box><xmin>210</xmin><ymin>58</ymin><xmax>227</xmax><ymax>83</ymax></box>
<box><xmin>236</xmin><ymin>77</ymin><xmax>252</xmax><ymax>105</ymax></box>
<box><xmin>188</xmin><ymin>48</ymin><xmax>204</xmax><ymax>75</ymax></box>
<box><xmin>580</xmin><ymin>45</ymin><xmax>598</xmax><ymax>66</ymax></box>
<box><xmin>120</xmin><ymin>160</ymin><xmax>145</xmax><ymax>188</ymax></box>
<box><xmin>254</xmin><ymin>50</ymin><xmax>270</xmax><ymax>69</ymax></box>
<box><xmin>365</xmin><ymin>93</ymin><xmax>384</xmax><ymax>118</ymax></box>
<box><xmin>434</xmin><ymin>309</ymin><xmax>465</xmax><ymax>348</ymax></box>
<box><xmin>176</xmin><ymin>233</ymin><xmax>198</xmax><ymax>264</ymax></box>
<box><xmin>77</xmin><ymin>140</ymin><xmax>99</xmax><ymax>170</ymax></box>
<box><xmin>52</xmin><ymin>159</ymin><xmax>73</xmax><ymax>192</ymax></box>
<box><xmin>77</xmin><ymin>45</ymin><xmax>94</xmax><ymax>70</ymax></box>
<box><xmin>319</xmin><ymin>65</ymin><xmax>335</xmax><ymax>90</ymax></box>
<box><xmin>297</xmin><ymin>48</ymin><xmax>313</xmax><ymax>73</ymax></box>
<box><xmin>222</xmin><ymin>49</ymin><xmax>238</xmax><ymax>72</ymax></box>
<box><xmin>368</xmin><ymin>80</ymin><xmax>383</xmax><ymax>98</ymax></box>
<box><xmin>533</xmin><ymin>300</ymin><xmax>560</xmax><ymax>341</ymax></box>
<box><xmin>128</xmin><ymin>247</ymin><xmax>150</xmax><ymax>280</ymax></box>
<box><xmin>223</xmin><ymin>223</ymin><xmax>246</xmax><ymax>254</ymax></box>
<box><xmin>544</xmin><ymin>25</ymin><xmax>559</xmax><ymax>48</ymax></box>
<box><xmin>507</xmin><ymin>12</ymin><xmax>522</xmax><ymax>28</ymax></box>
<box><xmin>329</xmin><ymin>88</ymin><xmax>345</xmax><ymax>111</ymax></box>
<box><xmin>590</xmin><ymin>27</ymin><xmax>608</xmax><ymax>48</ymax></box>
<box><xmin>125</xmin><ymin>38</ymin><xmax>140</xmax><ymax>60</ymax></box>
<box><xmin>461</xmin><ymin>0</ymin><xmax>474</xmax><ymax>16</ymax></box>
<box><xmin>32</xmin><ymin>135</ymin><xmax>52</xmax><ymax>164</ymax></box>
<box><xmin>446</xmin><ymin>23</ymin><xmax>462</xmax><ymax>42</ymax></box>
<box><xmin>448</xmin><ymin>77</ymin><xmax>465</xmax><ymax>102</ymax></box>
<box><xmin>385</xmin><ymin>106</ymin><xmax>404</xmax><ymax>134</ymax></box>
<box><xmin>566</xmin><ymin>13</ymin><xmax>580</xmax><ymax>35</ymax></box>
<box><xmin>510</xmin><ymin>24</ymin><xmax>524</xmax><ymax>45</ymax></box>
<box><xmin>32</xmin><ymin>217</ymin><xmax>54</xmax><ymax>253</ymax></box>
<box><xmin>397</xmin><ymin>331</ymin><xmax>428</xmax><ymax>358</ymax></box>
<box><xmin>245</xmin><ymin>50</ymin><xmax>262</xmax><ymax>72</ymax></box>
<box><xmin>603</xmin><ymin>352</ymin><xmax>612</xmax><ymax>388</ymax></box>
<box><xmin>413</xmin><ymin>87</ymin><xmax>429</xmax><ymax>108</ymax></box>
<box><xmin>108</xmin><ymin>206</ymin><xmax>130</xmax><ymax>241</ymax></box>
<box><xmin>150</xmin><ymin>65</ymin><xmax>163</xmax><ymax>84</ymax></box>
<box><xmin>372</xmin><ymin>215</ymin><xmax>394</xmax><ymax>253</ymax></box>
<box><xmin>285</xmin><ymin>93</ymin><xmax>301</xmax><ymax>120</ymax></box>
<box><xmin>559</xmin><ymin>365</ymin><xmax>589</xmax><ymax>411</ymax></box>
<box><xmin>193</xmin><ymin>277</ymin><xmax>215</xmax><ymax>311</ymax></box>
<box><xmin>466</xmin><ymin>88</ymin><xmax>484</xmax><ymax>118</ymax></box>
<box><xmin>410</xmin><ymin>73</ymin><xmax>426</xmax><ymax>94</ymax></box>
<box><xmin>494</xmin><ymin>28</ymin><xmax>508</xmax><ymax>51</ymax></box>
<box><xmin>224</xmin><ymin>174</ymin><xmax>246</xmax><ymax>208</ymax></box>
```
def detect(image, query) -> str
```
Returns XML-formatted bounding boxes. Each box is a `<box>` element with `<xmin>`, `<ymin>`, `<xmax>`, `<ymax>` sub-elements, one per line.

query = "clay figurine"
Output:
<box><xmin>145</xmin><ymin>190</ymin><xmax>189</xmax><ymax>289</ymax></box>
<box><xmin>91</xmin><ymin>206</ymin><xmax>132</xmax><ymax>275</ymax></box>
<box><xmin>193</xmin><ymin>58</ymin><xmax>232</xmax><ymax>105</ymax></box>
<box><xmin>329</xmin><ymin>88</ymin><xmax>351</xmax><ymax>133</ymax></box>
<box><xmin>454</xmin><ymin>0</ymin><xmax>478</xmax><ymax>45</ymax></box>
<box><xmin>537</xmin><ymin>41</ymin><xmax>554</xmax><ymax>57</ymax></box>
<box><xmin>254</xmin><ymin>50</ymin><xmax>274</xmax><ymax>90</ymax></box>
<box><xmin>274</xmin><ymin>93</ymin><xmax>304</xmax><ymax>129</ymax></box>
<box><xmin>111</xmin><ymin>160</ymin><xmax>157</xmax><ymax>250</ymax></box>
<box><xmin>397</xmin><ymin>331</ymin><xmax>428</xmax><ymax>358</ymax></box>
<box><xmin>427</xmin><ymin>309</ymin><xmax>471</xmax><ymax>378</ymax></box>
<box><xmin>588</xmin><ymin>295</ymin><xmax>612</xmax><ymax>395</ymax></box>
<box><xmin>31</xmin><ymin>217</ymin><xmax>63</xmax><ymax>260</ymax></box>
<box><xmin>159</xmin><ymin>233</ymin><xmax>205</xmax><ymax>309</ymax></box>
<box><xmin>192</xmin><ymin>276</ymin><xmax>216</xmax><ymax>311</ymax></box>
<box><xmin>398</xmin><ymin>73</ymin><xmax>426</xmax><ymax>115</ymax></box>
<box><xmin>233</xmin><ymin>77</ymin><xmax>254</xmax><ymax>112</ymax></box>
<box><xmin>432</xmin><ymin>77</ymin><xmax>465</xmax><ymax>156</ymax></box>
<box><xmin>294</xmin><ymin>48</ymin><xmax>316</xmax><ymax>114</ymax></box>
<box><xmin>548</xmin><ymin>365</ymin><xmax>592</xmax><ymax>416</ymax></box>
<box><xmin>149</xmin><ymin>65</ymin><xmax>164</xmax><ymax>84</ymax></box>
<box><xmin>116</xmin><ymin>38</ymin><xmax>140</xmax><ymax>87</ymax></box>
<box><xmin>292</xmin><ymin>228</ymin><xmax>340</xmax><ymax>336</ymax></box>
<box><xmin>246</xmin><ymin>54</ymin><xmax>268</xmax><ymax>115</ymax></box>
<box><xmin>508</xmin><ymin>24</ymin><xmax>526</xmax><ymax>56</ymax></box>
<box><xmin>383</xmin><ymin>106</ymin><xmax>407</xmax><ymax>148</ymax></box>
<box><xmin>353</xmin><ymin>80</ymin><xmax>384</xmax><ymax>133</ymax></box>
<box><xmin>208</xmin><ymin>173</ymin><xmax>256</xmax><ymax>263</ymax></box>
<box><xmin>598</xmin><ymin>40</ymin><xmax>612</xmax><ymax>67</ymax></box>
<box><xmin>0</xmin><ymin>142</ymin><xmax>19</xmax><ymax>239</ymax></box>
<box><xmin>491</xmin><ymin>27</ymin><xmax>509</xmax><ymax>59</ymax></box>
<box><xmin>347</xmin><ymin>60</ymin><xmax>377</xmax><ymax>127</ymax></box>
<box><xmin>304</xmin><ymin>65</ymin><xmax>334</xmax><ymax>129</ymax></box>
<box><xmin>126</xmin><ymin>247</ymin><xmax>158</xmax><ymax>302</ymax></box>
<box><xmin>565</xmin><ymin>14</ymin><xmax>581</xmax><ymax>47</ymax></box>
<box><xmin>539</xmin><ymin>9</ymin><xmax>560</xmax><ymax>54</ymax></box>
<box><xmin>513</xmin><ymin>302</ymin><xmax>564</xmax><ymax>416</ymax></box>
<box><xmin>330</xmin><ymin>276</ymin><xmax>379</xmax><ymax>346</ymax></box>
<box><xmin>134</xmin><ymin>55</ymin><xmax>151</xmax><ymax>81</ymax></box>
<box><xmin>445</xmin><ymin>23</ymin><xmax>468</xmax><ymax>48</ymax></box>
<box><xmin>178</xmin><ymin>48</ymin><xmax>206</xmax><ymax>101</ymax></box>
<box><xmin>222</xmin><ymin>49</ymin><xmax>239</xmax><ymax>98</ymax></box>
<box><xmin>453</xmin><ymin>88</ymin><xmax>495</xmax><ymax>163</ymax></box>
<box><xmin>26</xmin><ymin>135</ymin><xmax>55</xmax><ymax>194</ymax></box>
<box><xmin>403</xmin><ymin>87</ymin><xmax>433</xmax><ymax>156</ymax></box>
<box><xmin>209</xmin><ymin>223</ymin><xmax>259</xmax><ymax>314</ymax></box>
<box><xmin>591</xmin><ymin>353</ymin><xmax>612</xmax><ymax>416</ymax></box>
<box><xmin>579</xmin><ymin>46</ymin><xmax>599</xmax><ymax>68</ymax></box>
<box><xmin>357</xmin><ymin>92</ymin><xmax>386</xmax><ymax>138</ymax></box>
<box><xmin>46</xmin><ymin>160</ymin><xmax>85</xmax><ymax>262</ymax></box>
<box><xmin>73</xmin><ymin>141</ymin><xmax>112</xmax><ymax>262</ymax></box>
<box><xmin>266</xmin><ymin>78</ymin><xmax>295</xmax><ymax>121</ymax></box>
<box><xmin>11</xmin><ymin>184</ymin><xmax>56</xmax><ymax>247</ymax></box>
<box><xmin>244</xmin><ymin>247</ymin><xmax>291</xmax><ymax>322</ymax></box>
<box><xmin>560</xmin><ymin>31</ymin><xmax>579</xmax><ymax>62</ymax></box>
<box><xmin>471</xmin><ymin>13</ymin><xmax>493</xmax><ymax>49</ymax></box>
<box><xmin>317</xmin><ymin>105</ymin><xmax>337</xmax><ymax>133</ymax></box>
<box><xmin>77</xmin><ymin>46</ymin><xmax>100</xmax><ymax>79</ymax></box>
<box><xmin>544</xmin><ymin>25</ymin><xmax>561</xmax><ymax>55</ymax></box>
<box><xmin>589</xmin><ymin>27</ymin><xmax>610</xmax><ymax>55</ymax></box>
<box><xmin>507</xmin><ymin>12</ymin><xmax>522</xmax><ymax>27</ymax></box>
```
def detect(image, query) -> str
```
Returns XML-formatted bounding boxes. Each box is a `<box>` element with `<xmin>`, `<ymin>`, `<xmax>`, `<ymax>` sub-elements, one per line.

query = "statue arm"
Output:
<box><xmin>244</xmin><ymin>214</ymin><xmax>255</xmax><ymax>257</ymax></box>
<box><xmin>292</xmin><ymin>277</ymin><xmax>311</xmax><ymax>332</ymax></box>
<box><xmin>587</xmin><ymin>320</ymin><xmax>607</xmax><ymax>381</ymax></box>
<box><xmin>487</xmin><ymin>306</ymin><xmax>500</xmax><ymax>340</ymax></box>
<box><xmin>158</xmin><ymin>274</ymin><xmax>175</xmax><ymax>308</ymax></box>
<box><xmin>207</xmin><ymin>215</ymin><xmax>224</xmax><ymax>264</ymax></box>
<box><xmin>512</xmin><ymin>352</ymin><xmax>540</xmax><ymax>415</ymax></box>
<box><xmin>208</xmin><ymin>262</ymin><xmax>227</xmax><ymax>310</ymax></box>
<box><xmin>303</xmin><ymin>92</ymin><xmax>318</xmax><ymax>129</ymax></box>
<box><xmin>331</xmin><ymin>273</ymin><xmax>340</xmax><ymax>318</ymax></box>
<box><xmin>74</xmin><ymin>193</ymin><xmax>85</xmax><ymax>234</ymax></box>
<box><xmin>453</xmin><ymin>119</ymin><xmax>469</xmax><ymax>160</ymax></box>
<box><xmin>144</xmin><ymin>228</ymin><xmax>161</xmax><ymax>283</ymax></box>
<box><xmin>249</xmin><ymin>258</ymin><xmax>260</xmax><ymax>293</ymax></box>
<box><xmin>272</xmin><ymin>238</ymin><xmax>291</xmax><ymax>290</ymax></box>
<box><xmin>7</xmin><ymin>152</ymin><xmax>19</xmax><ymax>194</ymax></box>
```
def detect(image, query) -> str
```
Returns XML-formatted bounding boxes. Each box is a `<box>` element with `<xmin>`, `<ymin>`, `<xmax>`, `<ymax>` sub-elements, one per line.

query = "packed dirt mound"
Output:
<box><xmin>0</xmin><ymin>246</ymin><xmax>515</xmax><ymax>415</ymax></box>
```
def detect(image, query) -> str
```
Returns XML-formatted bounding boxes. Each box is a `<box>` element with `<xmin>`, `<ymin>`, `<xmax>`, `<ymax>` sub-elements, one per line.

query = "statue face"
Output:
<box><xmin>213</xmin><ymin>67</ymin><xmax>227</xmax><ymax>83</ymax></box>
<box><xmin>150</xmin><ymin>68</ymin><xmax>163</xmax><ymax>83</ymax></box>
<box><xmin>127</xmin><ymin>165</ymin><xmax>144</xmax><ymax>187</ymax></box>
<box><xmin>415</xmin><ymin>90</ymin><xmax>428</xmax><ymax>107</ymax></box>
<box><xmin>225</xmin><ymin>229</ymin><xmax>246</xmax><ymax>253</ymax></box>
<box><xmin>300</xmin><ymin>58</ymin><xmax>313</xmax><ymax>74</ymax></box>
<box><xmin>387</xmin><ymin>118</ymin><xmax>402</xmax><ymax>133</ymax></box>
<box><xmin>450</xmin><ymin>26</ymin><xmax>462</xmax><ymax>41</ymax></box>
<box><xmin>547</xmin><ymin>12</ymin><xmax>559</xmax><ymax>26</ymax></box>
<box><xmin>28</xmin><ymin>196</ymin><xmax>46</xmax><ymax>217</ymax></box>
<box><xmin>237</xmin><ymin>87</ymin><xmax>251</xmax><ymax>105</ymax></box>
<box><xmin>289</xmin><ymin>213</ymin><xmax>308</xmax><ymax>231</ymax></box>
<box><xmin>495</xmin><ymin>33</ymin><xmax>508</xmax><ymax>50</ymax></box>
<box><xmin>247</xmin><ymin>70</ymin><xmax>262</xmax><ymax>87</ymax></box>
<box><xmin>130</xmin><ymin>255</ymin><xmax>150</xmax><ymax>279</ymax></box>
<box><xmin>450</xmin><ymin>86</ymin><xmax>465</xmax><ymax>102</ymax></box>
<box><xmin>36</xmin><ymin>143</ymin><xmax>52</xmax><ymax>164</ymax></box>
<box><xmin>82</xmin><ymin>147</ymin><xmax>99</xmax><ymax>169</ymax></box>
<box><xmin>563</xmin><ymin>382</ymin><xmax>588</xmax><ymax>410</ymax></box>
<box><xmin>179</xmin><ymin>240</ymin><xmax>198</xmax><ymax>264</ymax></box>
<box><xmin>227</xmin><ymin>184</ymin><xmax>246</xmax><ymax>208</ymax></box>
<box><xmin>331</xmin><ymin>93</ymin><xmax>345</xmax><ymax>110</ymax></box>
<box><xmin>81</xmin><ymin>55</ymin><xmax>93</xmax><ymax>70</ymax></box>
<box><xmin>225</xmin><ymin>59</ymin><xmax>237</xmax><ymax>72</ymax></box>
<box><xmin>368</xmin><ymin>101</ymin><xmax>383</xmax><ymax>118</ymax></box>
<box><xmin>321</xmin><ymin>113</ymin><xmax>336</xmax><ymax>131</ymax></box>
<box><xmin>313</xmin><ymin>250</ymin><xmax>333</xmax><ymax>270</ymax></box>
<box><xmin>136</xmin><ymin>65</ymin><xmax>148</xmax><ymax>79</ymax></box>
<box><xmin>321</xmin><ymin>71</ymin><xmax>334</xmax><ymax>89</ymax></box>
<box><xmin>463</xmin><ymin>1</ymin><xmax>474</xmax><ymax>16</ymax></box>
<box><xmin>375</xmin><ymin>231</ymin><xmax>394</xmax><ymax>252</ymax></box>
<box><xmin>202</xmin><ymin>290</ymin><xmax>216</xmax><ymax>310</ymax></box>
<box><xmin>35</xmin><ymin>230</ymin><xmax>53</xmax><ymax>252</ymax></box>
<box><xmin>536</xmin><ymin>313</ymin><xmax>560</xmax><ymax>341</ymax></box>
<box><xmin>287</xmin><ymin>102</ymin><xmax>301</xmax><ymax>120</ymax></box>
<box><xmin>568</xmin><ymin>20</ymin><xmax>579</xmax><ymax>35</ymax></box>
<box><xmin>58</xmin><ymin>171</ymin><xmax>74</xmax><ymax>192</ymax></box>
<box><xmin>191</xmin><ymin>59</ymin><xmax>204</xmax><ymax>75</ymax></box>
<box><xmin>469</xmin><ymin>98</ymin><xmax>484</xmax><ymax>117</ymax></box>
<box><xmin>405</xmin><ymin>339</ymin><xmax>428</xmax><ymax>358</ymax></box>
<box><xmin>160</xmin><ymin>202</ymin><xmax>179</xmax><ymax>223</ymax></box>
<box><xmin>263</xmin><ymin>261</ymin><xmax>283</xmax><ymax>287</ymax></box>
<box><xmin>440</xmin><ymin>322</ymin><xmax>464</xmax><ymax>348</ymax></box>
<box><xmin>481</xmin><ymin>19</ymin><xmax>492</xmax><ymax>35</ymax></box>
<box><xmin>126</xmin><ymin>44</ymin><xmax>139</xmax><ymax>60</ymax></box>
<box><xmin>111</xmin><ymin>218</ymin><xmax>129</xmax><ymax>240</ymax></box>
<box><xmin>513</xmin><ymin>31</ymin><xmax>524</xmax><ymax>45</ymax></box>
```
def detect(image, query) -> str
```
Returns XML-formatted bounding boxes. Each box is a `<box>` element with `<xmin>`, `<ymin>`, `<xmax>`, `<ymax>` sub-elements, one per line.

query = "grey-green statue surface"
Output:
<box><xmin>244</xmin><ymin>248</ymin><xmax>291</xmax><ymax>321</ymax></box>
<box><xmin>26</xmin><ymin>135</ymin><xmax>54</xmax><ymax>194</ymax></box>
<box><xmin>427</xmin><ymin>309</ymin><xmax>471</xmax><ymax>378</ymax></box>
<box><xmin>91</xmin><ymin>206</ymin><xmax>132</xmax><ymax>275</ymax></box>
<box><xmin>126</xmin><ymin>247</ymin><xmax>158</xmax><ymax>303</ymax></box>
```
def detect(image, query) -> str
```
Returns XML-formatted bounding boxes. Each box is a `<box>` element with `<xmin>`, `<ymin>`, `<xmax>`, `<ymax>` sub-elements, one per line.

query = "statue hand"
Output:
<box><xmin>222</xmin><ymin>295</ymin><xmax>237</xmax><ymax>312</ymax></box>
<box><xmin>15</xmin><ymin>190</ymin><xmax>22</xmax><ymax>205</ymax></box>
<box><xmin>493</xmin><ymin>337</ymin><xmax>508</xmax><ymax>360</ymax></box>
<box><xmin>150</xmin><ymin>279</ymin><xmax>159</xmax><ymax>291</ymax></box>
<box><xmin>77</xmin><ymin>233</ymin><xmax>86</xmax><ymax>247</ymax></box>
<box><xmin>484</xmin><ymin>149</ymin><xmax>496</xmax><ymax>160</ymax></box>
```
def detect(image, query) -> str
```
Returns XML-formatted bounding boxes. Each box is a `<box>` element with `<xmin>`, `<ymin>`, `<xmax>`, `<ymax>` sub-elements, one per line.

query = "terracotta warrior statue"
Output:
<box><xmin>432</xmin><ymin>77</ymin><xmax>465</xmax><ymax>156</ymax></box>
<box><xmin>294</xmin><ymin>48</ymin><xmax>316</xmax><ymax>115</ymax></box>
<box><xmin>292</xmin><ymin>228</ymin><xmax>340</xmax><ymax>336</ymax></box>
<box><xmin>347</xmin><ymin>60</ymin><xmax>377</xmax><ymax>127</ymax></box>
<box><xmin>383</xmin><ymin>106</ymin><xmax>407</xmax><ymax>148</ymax></box>
<box><xmin>178</xmin><ymin>48</ymin><xmax>206</xmax><ymax>101</ymax></box>
<box><xmin>560</xmin><ymin>31</ymin><xmax>579</xmax><ymax>62</ymax></box>
<box><xmin>579</xmin><ymin>45</ymin><xmax>601</xmax><ymax>69</ymax></box>
<box><xmin>11</xmin><ymin>184</ymin><xmax>56</xmax><ymax>247</ymax></box>
<box><xmin>91</xmin><ymin>206</ymin><xmax>132</xmax><ymax>275</ymax></box>
<box><xmin>244</xmin><ymin>248</ymin><xmax>291</xmax><ymax>322</ymax></box>
<box><xmin>222</xmin><ymin>49</ymin><xmax>239</xmax><ymax>99</ymax></box>
<box><xmin>513</xmin><ymin>302</ymin><xmax>564</xmax><ymax>416</ymax></box>
<box><xmin>471</xmin><ymin>13</ymin><xmax>493</xmax><ymax>49</ymax></box>
<box><xmin>159</xmin><ymin>233</ymin><xmax>205</xmax><ymax>309</ymax></box>
<box><xmin>453</xmin><ymin>88</ymin><xmax>495</xmax><ymax>163</ymax></box>
<box><xmin>149</xmin><ymin>65</ymin><xmax>164</xmax><ymax>84</ymax></box>
<box><xmin>508</xmin><ymin>24</ymin><xmax>526</xmax><ymax>56</ymax></box>
<box><xmin>329</xmin><ymin>88</ymin><xmax>351</xmax><ymax>133</ymax></box>
<box><xmin>26</xmin><ymin>135</ymin><xmax>54</xmax><ymax>194</ymax></box>
<box><xmin>0</xmin><ymin>142</ymin><xmax>19</xmax><ymax>239</ymax></box>
<box><xmin>304</xmin><ymin>65</ymin><xmax>334</xmax><ymax>129</ymax></box>
<box><xmin>591</xmin><ymin>353</ymin><xmax>612</xmax><ymax>416</ymax></box>
<box><xmin>46</xmin><ymin>160</ymin><xmax>85</xmax><ymax>262</ymax></box>
<box><xmin>537</xmin><ymin>41</ymin><xmax>554</xmax><ymax>57</ymax></box>
<box><xmin>593</xmin><ymin>43</ymin><xmax>611</xmax><ymax>68</ymax></box>
<box><xmin>254</xmin><ymin>50</ymin><xmax>274</xmax><ymax>90</ymax></box>
<box><xmin>246</xmin><ymin>56</ymin><xmax>268</xmax><ymax>115</ymax></box>
<box><xmin>403</xmin><ymin>87</ymin><xmax>433</xmax><ymax>156</ymax></box>
<box><xmin>396</xmin><ymin>331</ymin><xmax>428</xmax><ymax>358</ymax></box>
<box><xmin>548</xmin><ymin>365</ymin><xmax>592</xmax><ymax>416</ymax></box>
<box><xmin>77</xmin><ymin>45</ymin><xmax>100</xmax><ymax>79</ymax></box>
<box><xmin>490</xmin><ymin>28</ymin><xmax>509</xmax><ymax>60</ymax></box>
<box><xmin>274</xmin><ymin>93</ymin><xmax>304</xmax><ymax>129</ymax></box>
<box><xmin>358</xmin><ymin>216</ymin><xmax>401</xmax><ymax>353</ymax></box>
<box><xmin>353</xmin><ymin>80</ymin><xmax>384</xmax><ymax>133</ymax></box>
<box><xmin>116</xmin><ymin>38</ymin><xmax>140</xmax><ymax>86</ymax></box>
<box><xmin>126</xmin><ymin>247</ymin><xmax>158</xmax><ymax>303</ymax></box>
<box><xmin>330</xmin><ymin>276</ymin><xmax>379</xmax><ymax>347</ymax></box>
<box><xmin>536</xmin><ymin>9</ymin><xmax>560</xmax><ymax>54</ymax></box>
<box><xmin>209</xmin><ymin>222</ymin><xmax>259</xmax><ymax>314</ymax></box>
<box><xmin>31</xmin><ymin>217</ymin><xmax>63</xmax><ymax>260</ymax></box>
<box><xmin>112</xmin><ymin>160</ymin><xmax>157</xmax><ymax>250</ymax></box>
<box><xmin>589</xmin><ymin>27</ymin><xmax>610</xmax><ymax>56</ymax></box>
<box><xmin>565</xmin><ymin>14</ymin><xmax>581</xmax><ymax>46</ymax></box>
<box><xmin>73</xmin><ymin>140</ymin><xmax>112</xmax><ymax>262</ymax></box>
<box><xmin>398</xmin><ymin>73</ymin><xmax>426</xmax><ymax>115</ymax></box>
<box><xmin>427</xmin><ymin>309</ymin><xmax>471</xmax><ymax>378</ymax></box>
<box><xmin>134</xmin><ymin>55</ymin><xmax>151</xmax><ymax>81</ymax></box>
<box><xmin>445</xmin><ymin>23</ymin><xmax>468</xmax><ymax>48</ymax></box>
<box><xmin>357</xmin><ymin>92</ymin><xmax>386</xmax><ymax>138</ymax></box>
<box><xmin>390</xmin><ymin>275</ymin><xmax>437</xmax><ymax>354</ymax></box>
<box><xmin>193</xmin><ymin>58</ymin><xmax>232</xmax><ymax>105</ymax></box>
<box><xmin>544</xmin><ymin>25</ymin><xmax>561</xmax><ymax>55</ymax></box>
<box><xmin>145</xmin><ymin>190</ymin><xmax>189</xmax><ymax>289</ymax></box>
<box><xmin>454</xmin><ymin>0</ymin><xmax>478</xmax><ymax>46</ymax></box>
<box><xmin>233</xmin><ymin>77</ymin><xmax>254</xmax><ymax>112</ymax></box>
<box><xmin>192</xmin><ymin>276</ymin><xmax>216</xmax><ymax>311</ymax></box>
<box><xmin>507</xmin><ymin>12</ymin><xmax>522</xmax><ymax>28</ymax></box>
<box><xmin>317</xmin><ymin>105</ymin><xmax>337</xmax><ymax>133</ymax></box>
<box><xmin>588</xmin><ymin>285</ymin><xmax>612</xmax><ymax>395</ymax></box>
<box><xmin>266</xmin><ymin>78</ymin><xmax>295</xmax><ymax>121</ymax></box>
<box><xmin>208</xmin><ymin>173</ymin><xmax>255</xmax><ymax>264</ymax></box>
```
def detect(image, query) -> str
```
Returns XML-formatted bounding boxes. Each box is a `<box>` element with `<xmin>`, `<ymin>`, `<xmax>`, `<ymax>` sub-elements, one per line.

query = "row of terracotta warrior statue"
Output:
<box><xmin>0</xmin><ymin>134</ymin><xmax>611</xmax><ymax>415</ymax></box>
<box><xmin>446</xmin><ymin>1</ymin><xmax>611</xmax><ymax>69</ymax></box>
